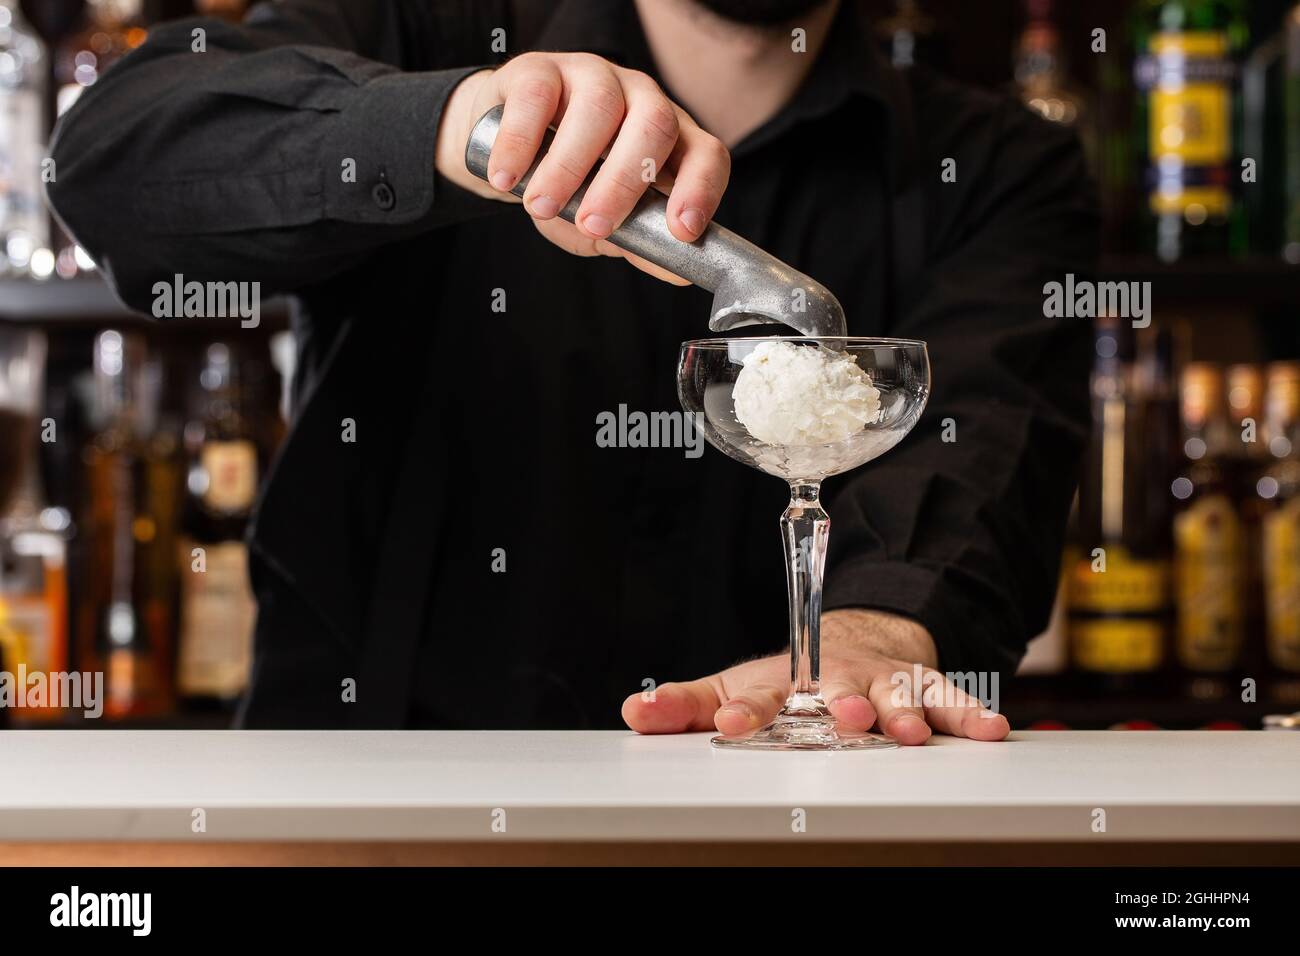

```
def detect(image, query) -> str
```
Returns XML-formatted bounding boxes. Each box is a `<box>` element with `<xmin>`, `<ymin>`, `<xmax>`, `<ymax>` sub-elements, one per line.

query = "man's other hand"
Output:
<box><xmin>621</xmin><ymin>609</ymin><xmax>1012</xmax><ymax>744</ymax></box>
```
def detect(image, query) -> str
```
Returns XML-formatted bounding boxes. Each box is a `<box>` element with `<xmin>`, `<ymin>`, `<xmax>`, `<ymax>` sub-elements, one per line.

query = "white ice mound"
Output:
<box><xmin>731</xmin><ymin>341</ymin><xmax>881</xmax><ymax>446</ymax></box>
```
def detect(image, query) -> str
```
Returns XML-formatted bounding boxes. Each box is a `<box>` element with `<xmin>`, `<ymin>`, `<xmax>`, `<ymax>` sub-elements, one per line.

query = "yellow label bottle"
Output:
<box><xmin>1174</xmin><ymin>493</ymin><xmax>1245</xmax><ymax>671</ymax></box>
<box><xmin>1264</xmin><ymin>498</ymin><xmax>1300</xmax><ymax>672</ymax></box>
<box><xmin>1069</xmin><ymin>545</ymin><xmax>1169</xmax><ymax>673</ymax></box>
<box><xmin>1147</xmin><ymin>31</ymin><xmax>1233</xmax><ymax>218</ymax></box>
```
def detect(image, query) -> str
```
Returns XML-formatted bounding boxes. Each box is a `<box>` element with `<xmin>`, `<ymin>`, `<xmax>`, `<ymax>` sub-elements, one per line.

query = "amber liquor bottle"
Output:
<box><xmin>175</xmin><ymin>343</ymin><xmax>259</xmax><ymax>711</ymax></box>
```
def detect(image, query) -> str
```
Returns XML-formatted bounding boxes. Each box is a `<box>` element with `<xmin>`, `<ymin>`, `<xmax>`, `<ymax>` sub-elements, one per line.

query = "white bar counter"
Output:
<box><xmin>1</xmin><ymin>730</ymin><xmax>1297</xmax><ymax>865</ymax></box>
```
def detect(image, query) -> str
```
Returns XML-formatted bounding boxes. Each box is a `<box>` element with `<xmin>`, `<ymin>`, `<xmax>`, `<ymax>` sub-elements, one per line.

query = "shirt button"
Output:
<box><xmin>371</xmin><ymin>182</ymin><xmax>396</xmax><ymax>210</ymax></box>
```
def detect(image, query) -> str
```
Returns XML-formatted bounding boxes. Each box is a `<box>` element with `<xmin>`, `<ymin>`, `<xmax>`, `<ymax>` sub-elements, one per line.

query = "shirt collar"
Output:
<box><xmin>534</xmin><ymin>0</ymin><xmax>897</xmax><ymax>159</ymax></box>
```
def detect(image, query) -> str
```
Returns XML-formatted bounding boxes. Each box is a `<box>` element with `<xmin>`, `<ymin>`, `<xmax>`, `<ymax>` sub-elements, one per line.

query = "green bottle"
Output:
<box><xmin>1285</xmin><ymin>5</ymin><xmax>1300</xmax><ymax>263</ymax></box>
<box><xmin>1133</xmin><ymin>0</ymin><xmax>1250</xmax><ymax>262</ymax></box>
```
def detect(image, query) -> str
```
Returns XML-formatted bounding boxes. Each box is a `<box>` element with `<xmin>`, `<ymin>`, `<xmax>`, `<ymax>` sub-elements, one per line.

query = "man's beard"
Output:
<box><xmin>691</xmin><ymin>0</ymin><xmax>835</xmax><ymax>27</ymax></box>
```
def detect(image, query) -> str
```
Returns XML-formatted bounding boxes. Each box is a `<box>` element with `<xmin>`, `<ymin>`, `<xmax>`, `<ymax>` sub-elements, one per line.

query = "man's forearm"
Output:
<box><xmin>45</xmin><ymin>11</ymin><xmax>483</xmax><ymax>312</ymax></box>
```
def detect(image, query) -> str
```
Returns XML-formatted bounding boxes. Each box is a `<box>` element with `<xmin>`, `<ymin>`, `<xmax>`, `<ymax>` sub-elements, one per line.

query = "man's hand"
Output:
<box><xmin>434</xmin><ymin>53</ymin><xmax>730</xmax><ymax>284</ymax></box>
<box><xmin>621</xmin><ymin>609</ymin><xmax>1011</xmax><ymax>744</ymax></box>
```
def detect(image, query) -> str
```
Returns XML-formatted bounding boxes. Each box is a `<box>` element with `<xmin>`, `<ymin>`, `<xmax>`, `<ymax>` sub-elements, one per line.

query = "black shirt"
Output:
<box><xmin>48</xmin><ymin>0</ymin><xmax>1097</xmax><ymax>728</ymax></box>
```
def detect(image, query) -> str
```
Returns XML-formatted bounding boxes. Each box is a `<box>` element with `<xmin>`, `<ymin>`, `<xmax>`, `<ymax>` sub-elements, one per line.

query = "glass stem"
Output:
<box><xmin>781</xmin><ymin>481</ymin><xmax>829</xmax><ymax>716</ymax></box>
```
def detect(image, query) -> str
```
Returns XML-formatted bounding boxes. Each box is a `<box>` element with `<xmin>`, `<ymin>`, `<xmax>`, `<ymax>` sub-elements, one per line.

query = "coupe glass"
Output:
<box><xmin>678</xmin><ymin>337</ymin><xmax>930</xmax><ymax>750</ymax></box>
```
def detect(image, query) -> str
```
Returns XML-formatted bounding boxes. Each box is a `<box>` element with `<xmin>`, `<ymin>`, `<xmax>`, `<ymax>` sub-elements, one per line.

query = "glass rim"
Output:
<box><xmin>680</xmin><ymin>336</ymin><xmax>927</xmax><ymax>349</ymax></box>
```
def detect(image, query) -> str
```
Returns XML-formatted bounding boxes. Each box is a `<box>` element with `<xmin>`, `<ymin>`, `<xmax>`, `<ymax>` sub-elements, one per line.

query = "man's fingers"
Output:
<box><xmin>621</xmin><ymin>679</ymin><xmax>719</xmax><ymax>734</ymax></box>
<box><xmin>530</xmin><ymin>216</ymin><xmax>600</xmax><ymax>257</ymax></box>
<box><xmin>867</xmin><ymin>670</ymin><xmax>932</xmax><ymax>745</ymax></box>
<box><xmin>952</xmin><ymin>708</ymin><xmax>1011</xmax><ymax>741</ymax></box>
<box><xmin>663</xmin><ymin>120</ymin><xmax>730</xmax><ymax>242</ymax></box>
<box><xmin>522</xmin><ymin>58</ymin><xmax>625</xmax><ymax>221</ymax></box>
<box><xmin>530</xmin><ymin>219</ymin><xmax>690</xmax><ymax>284</ymax></box>
<box><xmin>574</xmin><ymin>72</ymin><xmax>680</xmax><ymax>239</ymax></box>
<box><xmin>621</xmin><ymin>659</ymin><xmax>1009</xmax><ymax>742</ymax></box>
<box><xmin>487</xmin><ymin>55</ymin><xmax>564</xmax><ymax>192</ymax></box>
<box><xmin>623</xmin><ymin>656</ymin><xmax>795</xmax><ymax>736</ymax></box>
<box><xmin>922</xmin><ymin>674</ymin><xmax>1011</xmax><ymax>741</ymax></box>
<box><xmin>820</xmin><ymin>675</ymin><xmax>878</xmax><ymax>732</ymax></box>
<box><xmin>713</xmin><ymin>681</ymin><xmax>786</xmax><ymax>736</ymax></box>
<box><xmin>478</xmin><ymin>53</ymin><xmax>727</xmax><ymax>262</ymax></box>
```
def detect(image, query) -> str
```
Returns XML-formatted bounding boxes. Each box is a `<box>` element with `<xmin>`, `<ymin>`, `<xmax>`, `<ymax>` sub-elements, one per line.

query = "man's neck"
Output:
<box><xmin>633</xmin><ymin>0</ymin><xmax>839</xmax><ymax>147</ymax></box>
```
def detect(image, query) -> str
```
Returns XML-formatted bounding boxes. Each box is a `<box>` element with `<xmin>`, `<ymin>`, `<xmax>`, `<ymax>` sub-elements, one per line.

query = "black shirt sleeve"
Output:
<box><xmin>46</xmin><ymin>0</ymin><xmax>492</xmax><ymax>313</ymax></box>
<box><xmin>821</xmin><ymin>90</ymin><xmax>1097</xmax><ymax>677</ymax></box>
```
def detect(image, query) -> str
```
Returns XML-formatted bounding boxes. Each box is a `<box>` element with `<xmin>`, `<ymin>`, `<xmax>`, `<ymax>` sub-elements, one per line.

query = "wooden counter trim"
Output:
<box><xmin>3</xmin><ymin>841</ymin><xmax>1298</xmax><ymax>866</ymax></box>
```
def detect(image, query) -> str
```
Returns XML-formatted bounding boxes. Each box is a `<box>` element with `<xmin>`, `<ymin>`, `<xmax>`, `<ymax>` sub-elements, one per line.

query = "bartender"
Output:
<box><xmin>47</xmin><ymin>0</ymin><xmax>1095</xmax><ymax>741</ymax></box>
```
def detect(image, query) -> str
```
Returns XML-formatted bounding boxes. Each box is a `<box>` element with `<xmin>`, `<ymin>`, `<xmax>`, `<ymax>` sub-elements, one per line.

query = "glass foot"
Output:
<box><xmin>712</xmin><ymin>709</ymin><xmax>897</xmax><ymax>751</ymax></box>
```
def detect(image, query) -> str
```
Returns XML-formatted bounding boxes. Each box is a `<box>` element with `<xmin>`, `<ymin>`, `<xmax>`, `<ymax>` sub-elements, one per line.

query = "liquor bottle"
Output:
<box><xmin>195</xmin><ymin>0</ymin><xmax>249</xmax><ymax>20</ymax></box>
<box><xmin>133</xmin><ymin>355</ymin><xmax>183</xmax><ymax>703</ymax></box>
<box><xmin>0</xmin><ymin>335</ymin><xmax>30</xmax><ymax>706</ymax></box>
<box><xmin>176</xmin><ymin>343</ymin><xmax>258</xmax><ymax>709</ymax></box>
<box><xmin>0</xmin><ymin>517</ymin><xmax>71</xmax><ymax>721</ymax></box>
<box><xmin>0</xmin><ymin>325</ymin><xmax>37</xmax><ymax>516</ymax></box>
<box><xmin>0</xmin><ymin>0</ymin><xmax>51</xmax><ymax>277</ymax></box>
<box><xmin>269</xmin><ymin>330</ymin><xmax>297</xmax><ymax>429</ymax></box>
<box><xmin>1238</xmin><ymin>3</ymin><xmax>1290</xmax><ymax>261</ymax></box>
<box><xmin>0</xmin><ymin>327</ymin><xmax>69</xmax><ymax>720</ymax></box>
<box><xmin>0</xmin><ymin>633</ymin><xmax>9</xmax><ymax>728</ymax></box>
<box><xmin>1135</xmin><ymin>328</ymin><xmax>1182</xmax><ymax>553</ymax></box>
<box><xmin>52</xmin><ymin>0</ymin><xmax>147</xmax><ymax>279</ymax></box>
<box><xmin>1133</xmin><ymin>0</ymin><xmax>1249</xmax><ymax>262</ymax></box>
<box><xmin>54</xmin><ymin>0</ymin><xmax>147</xmax><ymax>115</ymax></box>
<box><xmin>1286</xmin><ymin>4</ymin><xmax>1300</xmax><ymax>263</ymax></box>
<box><xmin>17</xmin><ymin>1</ymin><xmax>88</xmax><ymax>48</ymax></box>
<box><xmin>1256</xmin><ymin>362</ymin><xmax>1300</xmax><ymax>701</ymax></box>
<box><xmin>1069</xmin><ymin>317</ymin><xmax>1173</xmax><ymax>691</ymax></box>
<box><xmin>1172</xmin><ymin>362</ymin><xmax>1246</xmax><ymax>700</ymax></box>
<box><xmin>1099</xmin><ymin>20</ymin><xmax>1137</xmax><ymax>251</ymax></box>
<box><xmin>1226</xmin><ymin>363</ymin><xmax>1266</xmax><ymax>468</ymax></box>
<box><xmin>1226</xmin><ymin>363</ymin><xmax>1268</xmax><ymax>675</ymax></box>
<box><xmin>1015</xmin><ymin>0</ymin><xmax>1090</xmax><ymax>138</ymax></box>
<box><xmin>875</xmin><ymin>0</ymin><xmax>941</xmax><ymax>70</ymax></box>
<box><xmin>79</xmin><ymin>330</ymin><xmax>172</xmax><ymax>720</ymax></box>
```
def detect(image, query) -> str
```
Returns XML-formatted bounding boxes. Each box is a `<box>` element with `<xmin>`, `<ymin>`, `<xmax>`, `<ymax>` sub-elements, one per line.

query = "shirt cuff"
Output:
<box><xmin>322</xmin><ymin>66</ymin><xmax>486</xmax><ymax>226</ymax></box>
<box><xmin>822</xmin><ymin>556</ymin><xmax>1019</xmax><ymax>676</ymax></box>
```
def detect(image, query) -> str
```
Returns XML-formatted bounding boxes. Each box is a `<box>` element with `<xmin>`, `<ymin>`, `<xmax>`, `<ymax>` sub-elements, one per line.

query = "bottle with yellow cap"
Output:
<box><xmin>1226</xmin><ymin>363</ymin><xmax>1269</xmax><ymax>677</ymax></box>
<box><xmin>0</xmin><ymin>616</ymin><xmax>11</xmax><ymax>730</ymax></box>
<box><xmin>1172</xmin><ymin>362</ymin><xmax>1247</xmax><ymax>700</ymax></box>
<box><xmin>79</xmin><ymin>331</ymin><xmax>174</xmax><ymax>720</ymax></box>
<box><xmin>1255</xmin><ymin>362</ymin><xmax>1300</xmax><ymax>702</ymax></box>
<box><xmin>1226</xmin><ymin>364</ymin><xmax>1268</xmax><ymax>472</ymax></box>
<box><xmin>1069</xmin><ymin>318</ymin><xmax>1174</xmax><ymax>693</ymax></box>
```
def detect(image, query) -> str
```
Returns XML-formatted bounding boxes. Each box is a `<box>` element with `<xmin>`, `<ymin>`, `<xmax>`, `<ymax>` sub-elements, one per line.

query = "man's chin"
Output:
<box><xmin>690</xmin><ymin>0</ymin><xmax>835</xmax><ymax>27</ymax></box>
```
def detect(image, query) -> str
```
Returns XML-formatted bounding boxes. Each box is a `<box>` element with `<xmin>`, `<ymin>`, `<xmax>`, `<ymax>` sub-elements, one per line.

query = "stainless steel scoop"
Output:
<box><xmin>465</xmin><ymin>105</ymin><xmax>847</xmax><ymax>338</ymax></box>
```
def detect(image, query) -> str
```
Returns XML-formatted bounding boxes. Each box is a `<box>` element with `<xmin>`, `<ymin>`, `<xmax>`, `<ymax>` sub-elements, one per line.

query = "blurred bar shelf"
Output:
<box><xmin>1004</xmin><ymin>674</ymin><xmax>1300</xmax><ymax>729</ymax></box>
<box><xmin>0</xmin><ymin>275</ymin><xmax>135</xmax><ymax>322</ymax></box>
<box><xmin>0</xmin><ymin>276</ymin><xmax>289</xmax><ymax>329</ymax></box>
<box><xmin>1099</xmin><ymin>255</ymin><xmax>1300</xmax><ymax>306</ymax></box>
